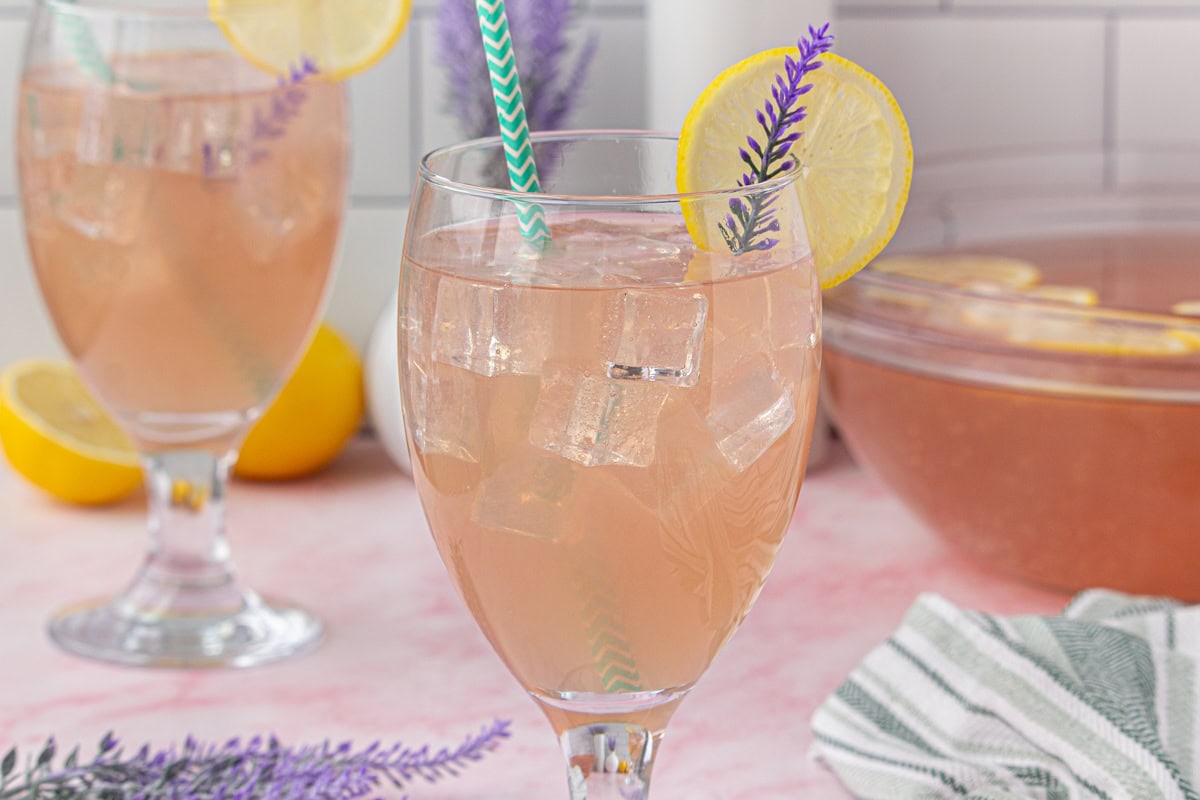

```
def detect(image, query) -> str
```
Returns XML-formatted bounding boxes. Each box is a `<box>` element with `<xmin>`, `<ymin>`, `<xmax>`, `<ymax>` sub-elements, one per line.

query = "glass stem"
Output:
<box><xmin>561</xmin><ymin>723</ymin><xmax>663</xmax><ymax>800</ymax></box>
<box><xmin>118</xmin><ymin>450</ymin><xmax>245</xmax><ymax>617</ymax></box>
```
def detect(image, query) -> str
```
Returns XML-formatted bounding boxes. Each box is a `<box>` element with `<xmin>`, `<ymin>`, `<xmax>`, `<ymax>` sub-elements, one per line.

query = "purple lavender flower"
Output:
<box><xmin>435</xmin><ymin>0</ymin><xmax>597</xmax><ymax>138</ymax></box>
<box><xmin>0</xmin><ymin>722</ymin><xmax>510</xmax><ymax>800</ymax></box>
<box><xmin>203</xmin><ymin>57</ymin><xmax>320</xmax><ymax>177</ymax></box>
<box><xmin>720</xmin><ymin>23</ymin><xmax>836</xmax><ymax>254</ymax></box>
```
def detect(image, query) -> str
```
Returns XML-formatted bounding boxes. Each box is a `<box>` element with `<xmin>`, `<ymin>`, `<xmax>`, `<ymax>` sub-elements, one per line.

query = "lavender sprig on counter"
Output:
<box><xmin>435</xmin><ymin>0</ymin><xmax>597</xmax><ymax>137</ymax></box>
<box><xmin>0</xmin><ymin>721</ymin><xmax>510</xmax><ymax>800</ymax></box>
<box><xmin>720</xmin><ymin>24</ymin><xmax>835</xmax><ymax>254</ymax></box>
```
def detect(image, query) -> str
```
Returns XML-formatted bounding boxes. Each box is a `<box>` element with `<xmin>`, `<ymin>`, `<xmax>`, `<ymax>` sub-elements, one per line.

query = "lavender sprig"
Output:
<box><xmin>203</xmin><ymin>57</ymin><xmax>320</xmax><ymax>177</ymax></box>
<box><xmin>435</xmin><ymin>0</ymin><xmax>597</xmax><ymax>138</ymax></box>
<box><xmin>0</xmin><ymin>721</ymin><xmax>510</xmax><ymax>800</ymax></box>
<box><xmin>719</xmin><ymin>24</ymin><xmax>835</xmax><ymax>254</ymax></box>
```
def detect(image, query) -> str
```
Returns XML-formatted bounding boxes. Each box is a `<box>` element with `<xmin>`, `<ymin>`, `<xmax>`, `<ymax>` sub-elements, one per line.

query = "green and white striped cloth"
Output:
<box><xmin>811</xmin><ymin>590</ymin><xmax>1200</xmax><ymax>799</ymax></box>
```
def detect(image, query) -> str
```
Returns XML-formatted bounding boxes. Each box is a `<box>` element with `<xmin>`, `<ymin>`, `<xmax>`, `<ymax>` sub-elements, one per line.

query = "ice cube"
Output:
<box><xmin>232</xmin><ymin>156</ymin><xmax>329</xmax><ymax>262</ymax></box>
<box><xmin>768</xmin><ymin>270</ymin><xmax>821</xmax><ymax>351</ymax></box>
<box><xmin>471</xmin><ymin>450</ymin><xmax>576</xmax><ymax>541</ymax></box>
<box><xmin>706</xmin><ymin>354</ymin><xmax>796</xmax><ymax>472</ymax></box>
<box><xmin>408</xmin><ymin>361</ymin><xmax>481</xmax><ymax>463</ymax></box>
<box><xmin>432</xmin><ymin>280</ymin><xmax>552</xmax><ymax>376</ymax></box>
<box><xmin>530</xmin><ymin>363</ymin><xmax>668</xmax><ymax>468</ymax></box>
<box><xmin>547</xmin><ymin>218</ymin><xmax>693</xmax><ymax>285</ymax></box>
<box><xmin>606</xmin><ymin>290</ymin><xmax>707</xmax><ymax>387</ymax></box>
<box><xmin>401</xmin><ymin>265</ymin><xmax>438</xmax><ymax>363</ymax></box>
<box><xmin>57</xmin><ymin>162</ymin><xmax>150</xmax><ymax>244</ymax></box>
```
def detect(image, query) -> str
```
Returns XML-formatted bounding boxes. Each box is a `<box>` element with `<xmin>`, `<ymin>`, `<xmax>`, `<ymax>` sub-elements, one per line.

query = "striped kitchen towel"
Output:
<box><xmin>810</xmin><ymin>590</ymin><xmax>1200</xmax><ymax>800</ymax></box>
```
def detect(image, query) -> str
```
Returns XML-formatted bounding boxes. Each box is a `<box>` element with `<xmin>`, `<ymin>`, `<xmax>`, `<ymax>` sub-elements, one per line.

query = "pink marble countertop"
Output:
<box><xmin>0</xmin><ymin>438</ymin><xmax>1067</xmax><ymax>799</ymax></box>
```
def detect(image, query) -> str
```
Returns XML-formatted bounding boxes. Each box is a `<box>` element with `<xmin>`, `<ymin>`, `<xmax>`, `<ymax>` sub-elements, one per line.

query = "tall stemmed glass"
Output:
<box><xmin>16</xmin><ymin>0</ymin><xmax>349</xmax><ymax>667</ymax></box>
<box><xmin>400</xmin><ymin>131</ymin><xmax>820</xmax><ymax>797</ymax></box>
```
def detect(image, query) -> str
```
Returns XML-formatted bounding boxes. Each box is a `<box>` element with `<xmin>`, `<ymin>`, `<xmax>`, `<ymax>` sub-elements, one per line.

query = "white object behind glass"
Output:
<box><xmin>646</xmin><ymin>0</ymin><xmax>835</xmax><ymax>133</ymax></box>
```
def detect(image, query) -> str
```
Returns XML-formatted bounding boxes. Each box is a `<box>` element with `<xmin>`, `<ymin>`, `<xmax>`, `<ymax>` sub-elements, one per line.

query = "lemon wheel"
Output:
<box><xmin>209</xmin><ymin>0</ymin><xmax>412</xmax><ymax>79</ymax></box>
<box><xmin>678</xmin><ymin>50</ymin><xmax>912</xmax><ymax>289</ymax></box>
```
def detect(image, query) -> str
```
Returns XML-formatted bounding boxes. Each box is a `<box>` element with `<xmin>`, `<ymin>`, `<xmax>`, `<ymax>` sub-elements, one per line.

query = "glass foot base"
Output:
<box><xmin>48</xmin><ymin>591</ymin><xmax>323</xmax><ymax>668</ymax></box>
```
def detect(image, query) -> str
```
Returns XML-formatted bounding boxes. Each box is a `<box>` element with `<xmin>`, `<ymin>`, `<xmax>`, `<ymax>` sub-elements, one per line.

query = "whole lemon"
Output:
<box><xmin>235</xmin><ymin>323</ymin><xmax>364</xmax><ymax>481</ymax></box>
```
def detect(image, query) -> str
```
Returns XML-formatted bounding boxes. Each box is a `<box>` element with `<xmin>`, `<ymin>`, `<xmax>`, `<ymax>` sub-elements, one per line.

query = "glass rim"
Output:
<box><xmin>417</xmin><ymin>129</ymin><xmax>803</xmax><ymax>206</ymax></box>
<box><xmin>37</xmin><ymin>0</ymin><xmax>222</xmax><ymax>20</ymax></box>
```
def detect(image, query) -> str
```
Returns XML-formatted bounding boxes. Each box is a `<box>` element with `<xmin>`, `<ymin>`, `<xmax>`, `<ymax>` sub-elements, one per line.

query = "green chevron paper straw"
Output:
<box><xmin>58</xmin><ymin>0</ymin><xmax>116</xmax><ymax>85</ymax></box>
<box><xmin>475</xmin><ymin>0</ymin><xmax>642</xmax><ymax>695</ymax></box>
<box><xmin>475</xmin><ymin>0</ymin><xmax>551</xmax><ymax>247</ymax></box>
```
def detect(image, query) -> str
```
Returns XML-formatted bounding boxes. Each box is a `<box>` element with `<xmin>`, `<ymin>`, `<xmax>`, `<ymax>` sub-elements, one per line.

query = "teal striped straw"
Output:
<box><xmin>58</xmin><ymin>0</ymin><xmax>116</xmax><ymax>84</ymax></box>
<box><xmin>57</xmin><ymin>0</ymin><xmax>155</xmax><ymax>91</ymax></box>
<box><xmin>475</xmin><ymin>0</ymin><xmax>641</xmax><ymax>693</ymax></box>
<box><xmin>475</xmin><ymin>0</ymin><xmax>551</xmax><ymax>247</ymax></box>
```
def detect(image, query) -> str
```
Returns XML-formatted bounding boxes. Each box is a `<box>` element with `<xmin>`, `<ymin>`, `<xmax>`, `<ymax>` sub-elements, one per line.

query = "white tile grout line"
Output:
<box><xmin>841</xmin><ymin>4</ymin><xmax>1200</xmax><ymax>18</ymax></box>
<box><xmin>0</xmin><ymin>196</ymin><xmax>411</xmax><ymax>210</ymax></box>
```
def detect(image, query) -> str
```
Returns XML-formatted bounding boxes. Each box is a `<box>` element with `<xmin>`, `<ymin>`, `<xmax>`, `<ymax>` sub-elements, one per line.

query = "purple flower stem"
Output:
<box><xmin>203</xmin><ymin>56</ymin><xmax>320</xmax><ymax>178</ymax></box>
<box><xmin>0</xmin><ymin>721</ymin><xmax>511</xmax><ymax>800</ymax></box>
<box><xmin>720</xmin><ymin>23</ymin><xmax>835</xmax><ymax>254</ymax></box>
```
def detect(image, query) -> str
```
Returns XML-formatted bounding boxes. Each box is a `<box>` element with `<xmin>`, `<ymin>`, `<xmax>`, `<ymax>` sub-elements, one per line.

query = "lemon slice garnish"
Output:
<box><xmin>209</xmin><ymin>0</ymin><xmax>412</xmax><ymax>80</ymax></box>
<box><xmin>677</xmin><ymin>50</ymin><xmax>912</xmax><ymax>289</ymax></box>
<box><xmin>0</xmin><ymin>361</ymin><xmax>141</xmax><ymax>505</ymax></box>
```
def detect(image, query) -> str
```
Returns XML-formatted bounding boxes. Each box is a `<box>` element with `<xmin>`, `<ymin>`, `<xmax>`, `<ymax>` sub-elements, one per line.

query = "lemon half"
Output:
<box><xmin>678</xmin><ymin>51</ymin><xmax>912</xmax><ymax>289</ymax></box>
<box><xmin>0</xmin><ymin>361</ymin><xmax>141</xmax><ymax>505</ymax></box>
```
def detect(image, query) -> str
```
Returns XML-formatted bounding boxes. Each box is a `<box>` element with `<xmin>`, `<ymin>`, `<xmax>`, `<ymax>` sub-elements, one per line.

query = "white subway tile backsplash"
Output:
<box><xmin>951</xmin><ymin>0</ymin><xmax>1200</xmax><ymax>9</ymax></box>
<box><xmin>1113</xmin><ymin>19</ymin><xmax>1200</xmax><ymax>186</ymax></box>
<box><xmin>0</xmin><ymin>208</ymin><xmax>63</xmax><ymax>366</ymax></box>
<box><xmin>905</xmin><ymin>150</ymin><xmax>1107</xmax><ymax>203</ymax></box>
<box><xmin>348</xmin><ymin>33</ymin><xmax>414</xmax><ymax>198</ymax></box>
<box><xmin>1114</xmin><ymin>151</ymin><xmax>1200</xmax><ymax>187</ymax></box>
<box><xmin>839</xmin><ymin>0</ymin><xmax>940</xmax><ymax>8</ymax></box>
<box><xmin>835</xmin><ymin>17</ymin><xmax>1106</xmax><ymax>162</ymax></box>
<box><xmin>1114</xmin><ymin>19</ymin><xmax>1200</xmax><ymax>145</ymax></box>
<box><xmin>326</xmin><ymin>206</ymin><xmax>409</xmax><ymax>353</ymax></box>
<box><xmin>565</xmin><ymin>16</ymin><xmax>645</xmax><ymax>129</ymax></box>
<box><xmin>415</xmin><ymin>16</ymin><xmax>463</xmax><ymax>159</ymax></box>
<box><xmin>0</xmin><ymin>20</ymin><xmax>28</xmax><ymax>198</ymax></box>
<box><xmin>417</xmin><ymin>11</ymin><xmax>642</xmax><ymax>160</ymax></box>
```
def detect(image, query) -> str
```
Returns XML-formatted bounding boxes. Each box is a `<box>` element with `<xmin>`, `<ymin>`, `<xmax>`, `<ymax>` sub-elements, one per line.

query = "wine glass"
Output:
<box><xmin>16</xmin><ymin>0</ymin><xmax>349</xmax><ymax>667</ymax></box>
<box><xmin>399</xmin><ymin>131</ymin><xmax>820</xmax><ymax>797</ymax></box>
